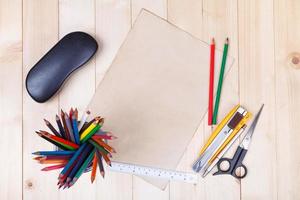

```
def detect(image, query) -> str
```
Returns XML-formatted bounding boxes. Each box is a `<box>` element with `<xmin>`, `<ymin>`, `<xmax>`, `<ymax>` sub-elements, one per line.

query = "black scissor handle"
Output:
<box><xmin>232</xmin><ymin>163</ymin><xmax>247</xmax><ymax>179</ymax></box>
<box><xmin>214</xmin><ymin>157</ymin><xmax>234</xmax><ymax>175</ymax></box>
<box><xmin>213</xmin><ymin>147</ymin><xmax>248</xmax><ymax>179</ymax></box>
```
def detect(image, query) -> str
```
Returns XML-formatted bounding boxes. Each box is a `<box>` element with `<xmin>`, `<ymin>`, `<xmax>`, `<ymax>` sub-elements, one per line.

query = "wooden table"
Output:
<box><xmin>1</xmin><ymin>0</ymin><xmax>299</xmax><ymax>199</ymax></box>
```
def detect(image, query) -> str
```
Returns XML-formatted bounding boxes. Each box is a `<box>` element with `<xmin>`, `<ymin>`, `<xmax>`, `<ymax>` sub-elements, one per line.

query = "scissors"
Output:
<box><xmin>213</xmin><ymin>104</ymin><xmax>264</xmax><ymax>179</ymax></box>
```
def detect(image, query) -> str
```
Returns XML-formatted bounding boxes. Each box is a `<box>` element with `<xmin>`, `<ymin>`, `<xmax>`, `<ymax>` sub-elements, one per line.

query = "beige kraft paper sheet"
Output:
<box><xmin>88</xmin><ymin>9</ymin><xmax>234</xmax><ymax>189</ymax></box>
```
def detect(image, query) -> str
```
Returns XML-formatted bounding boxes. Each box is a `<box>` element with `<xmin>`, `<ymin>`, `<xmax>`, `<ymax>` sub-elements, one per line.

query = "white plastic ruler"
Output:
<box><xmin>109</xmin><ymin>161</ymin><xmax>198</xmax><ymax>184</ymax></box>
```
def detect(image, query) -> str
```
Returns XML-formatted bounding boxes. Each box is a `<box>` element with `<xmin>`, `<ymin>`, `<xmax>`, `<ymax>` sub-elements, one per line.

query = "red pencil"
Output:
<box><xmin>41</xmin><ymin>163</ymin><xmax>66</xmax><ymax>171</ymax></box>
<box><xmin>39</xmin><ymin>131</ymin><xmax>79</xmax><ymax>150</ymax></box>
<box><xmin>208</xmin><ymin>38</ymin><xmax>215</xmax><ymax>125</ymax></box>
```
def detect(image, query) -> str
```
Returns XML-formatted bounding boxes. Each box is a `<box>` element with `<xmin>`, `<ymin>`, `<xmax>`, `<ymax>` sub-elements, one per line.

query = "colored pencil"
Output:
<box><xmin>60</xmin><ymin>146</ymin><xmax>93</xmax><ymax>188</ymax></box>
<box><xmin>44</xmin><ymin>119</ymin><xmax>61</xmax><ymax>137</ymax></box>
<box><xmin>98</xmin><ymin>149</ymin><xmax>111</xmax><ymax>166</ymax></box>
<box><xmin>65</xmin><ymin>112</ymin><xmax>75</xmax><ymax>143</ymax></box>
<box><xmin>79</xmin><ymin>117</ymin><xmax>96</xmax><ymax>135</ymax></box>
<box><xmin>213</xmin><ymin>38</ymin><xmax>229</xmax><ymax>124</ymax></box>
<box><xmin>33</xmin><ymin>156</ymin><xmax>44</xmax><ymax>161</ymax></box>
<box><xmin>92</xmin><ymin>134</ymin><xmax>117</xmax><ymax>140</ymax></box>
<box><xmin>39</xmin><ymin>159</ymin><xmax>68</xmax><ymax>164</ymax></box>
<box><xmin>96</xmin><ymin>150</ymin><xmax>105</xmax><ymax>177</ymax></box>
<box><xmin>80</xmin><ymin>119</ymin><xmax>98</xmax><ymax>138</ymax></box>
<box><xmin>41</xmin><ymin>164</ymin><xmax>66</xmax><ymax>171</ymax></box>
<box><xmin>78</xmin><ymin>110</ymin><xmax>91</xmax><ymax>132</ymax></box>
<box><xmin>69</xmin><ymin>149</ymin><xmax>95</xmax><ymax>187</ymax></box>
<box><xmin>90</xmin><ymin>140</ymin><xmax>111</xmax><ymax>166</ymax></box>
<box><xmin>84</xmin><ymin>159</ymin><xmax>93</xmax><ymax>173</ymax></box>
<box><xmin>37</xmin><ymin>132</ymin><xmax>70</xmax><ymax>150</ymax></box>
<box><xmin>91</xmin><ymin>153</ymin><xmax>98</xmax><ymax>183</ymax></box>
<box><xmin>63</xmin><ymin>145</ymin><xmax>93</xmax><ymax>186</ymax></box>
<box><xmin>39</xmin><ymin>131</ymin><xmax>79</xmax><ymax>150</ymax></box>
<box><xmin>59</xmin><ymin>143</ymin><xmax>88</xmax><ymax>179</ymax></box>
<box><xmin>61</xmin><ymin>110</ymin><xmax>71</xmax><ymax>140</ymax></box>
<box><xmin>56</xmin><ymin>115</ymin><xmax>66</xmax><ymax>139</ymax></box>
<box><xmin>92</xmin><ymin>138</ymin><xmax>116</xmax><ymax>153</ymax></box>
<box><xmin>72</xmin><ymin>112</ymin><xmax>80</xmax><ymax>145</ymax></box>
<box><xmin>35</xmin><ymin>155</ymin><xmax>72</xmax><ymax>161</ymax></box>
<box><xmin>208</xmin><ymin>38</ymin><xmax>215</xmax><ymax>125</ymax></box>
<box><xmin>80</xmin><ymin>119</ymin><xmax>103</xmax><ymax>143</ymax></box>
<box><xmin>69</xmin><ymin>108</ymin><xmax>73</xmax><ymax>121</ymax></box>
<box><xmin>32</xmin><ymin>151</ymin><xmax>75</xmax><ymax>156</ymax></box>
<box><xmin>88</xmin><ymin>139</ymin><xmax>111</xmax><ymax>158</ymax></box>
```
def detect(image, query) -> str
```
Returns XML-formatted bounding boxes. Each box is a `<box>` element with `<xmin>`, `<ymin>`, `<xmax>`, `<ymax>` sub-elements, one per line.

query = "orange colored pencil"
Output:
<box><xmin>39</xmin><ymin>159</ymin><xmax>68</xmax><ymax>164</ymax></box>
<box><xmin>92</xmin><ymin>138</ymin><xmax>116</xmax><ymax>153</ymax></box>
<box><xmin>33</xmin><ymin>156</ymin><xmax>43</xmax><ymax>161</ymax></box>
<box><xmin>91</xmin><ymin>153</ymin><xmax>98</xmax><ymax>183</ymax></box>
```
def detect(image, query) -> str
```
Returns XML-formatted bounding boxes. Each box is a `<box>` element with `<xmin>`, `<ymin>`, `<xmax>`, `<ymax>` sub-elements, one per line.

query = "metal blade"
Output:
<box><xmin>240</xmin><ymin>104</ymin><xmax>264</xmax><ymax>149</ymax></box>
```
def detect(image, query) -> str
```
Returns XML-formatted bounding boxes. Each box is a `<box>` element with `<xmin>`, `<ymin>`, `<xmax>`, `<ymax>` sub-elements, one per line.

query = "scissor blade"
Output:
<box><xmin>240</xmin><ymin>104</ymin><xmax>264</xmax><ymax>149</ymax></box>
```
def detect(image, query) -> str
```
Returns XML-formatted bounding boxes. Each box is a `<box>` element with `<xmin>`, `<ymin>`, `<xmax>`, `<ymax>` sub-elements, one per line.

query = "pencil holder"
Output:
<box><xmin>32</xmin><ymin>108</ymin><xmax>117</xmax><ymax>189</ymax></box>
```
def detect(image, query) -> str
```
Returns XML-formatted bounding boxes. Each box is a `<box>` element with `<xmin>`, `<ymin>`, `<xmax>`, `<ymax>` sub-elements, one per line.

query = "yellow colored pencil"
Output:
<box><xmin>80</xmin><ymin>120</ymin><xmax>99</xmax><ymax>140</ymax></box>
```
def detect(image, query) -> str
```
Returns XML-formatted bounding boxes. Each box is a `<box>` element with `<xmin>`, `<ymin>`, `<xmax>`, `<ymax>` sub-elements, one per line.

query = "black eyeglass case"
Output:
<box><xmin>25</xmin><ymin>31</ymin><xmax>98</xmax><ymax>103</ymax></box>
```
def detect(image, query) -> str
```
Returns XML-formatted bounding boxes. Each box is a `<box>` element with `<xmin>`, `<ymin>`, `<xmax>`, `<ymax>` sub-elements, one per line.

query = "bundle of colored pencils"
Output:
<box><xmin>32</xmin><ymin>108</ymin><xmax>117</xmax><ymax>189</ymax></box>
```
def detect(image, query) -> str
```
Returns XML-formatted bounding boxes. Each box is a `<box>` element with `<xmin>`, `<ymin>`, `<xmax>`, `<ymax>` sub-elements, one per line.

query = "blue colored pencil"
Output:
<box><xmin>58</xmin><ymin>144</ymin><xmax>93</xmax><ymax>188</ymax></box>
<box><xmin>32</xmin><ymin>151</ymin><xmax>75</xmax><ymax>156</ymax></box>
<box><xmin>66</xmin><ymin>146</ymin><xmax>93</xmax><ymax>183</ymax></box>
<box><xmin>72</xmin><ymin>111</ymin><xmax>80</xmax><ymax>145</ymax></box>
<box><xmin>59</xmin><ymin>143</ymin><xmax>87</xmax><ymax>178</ymax></box>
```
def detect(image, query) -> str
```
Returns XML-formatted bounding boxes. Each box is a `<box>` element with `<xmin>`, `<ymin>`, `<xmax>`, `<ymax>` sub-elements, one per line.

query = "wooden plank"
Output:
<box><xmin>131</xmin><ymin>0</ymin><xmax>167</xmax><ymax>23</ymax></box>
<box><xmin>238</xmin><ymin>0</ymin><xmax>277</xmax><ymax>199</ymax></box>
<box><xmin>131</xmin><ymin>1</ymin><xmax>169</xmax><ymax>199</ymax></box>
<box><xmin>201</xmin><ymin>1</ymin><xmax>240</xmax><ymax>200</ymax></box>
<box><xmin>167</xmin><ymin>1</ymin><xmax>203</xmax><ymax>199</ymax></box>
<box><xmin>168</xmin><ymin>0</ymin><xmax>240</xmax><ymax>199</ymax></box>
<box><xmin>95</xmin><ymin>1</ymin><xmax>132</xmax><ymax>199</ymax></box>
<box><xmin>58</xmin><ymin>0</ymin><xmax>96</xmax><ymax>111</ymax></box>
<box><xmin>168</xmin><ymin>0</ymin><xmax>203</xmax><ymax>38</ymax></box>
<box><xmin>274</xmin><ymin>0</ymin><xmax>300</xmax><ymax>199</ymax></box>
<box><xmin>58</xmin><ymin>0</ymin><xmax>96</xmax><ymax>198</ymax></box>
<box><xmin>0</xmin><ymin>0</ymin><xmax>22</xmax><ymax>199</ymax></box>
<box><xmin>23</xmin><ymin>0</ymin><xmax>60</xmax><ymax>199</ymax></box>
<box><xmin>95</xmin><ymin>0</ymin><xmax>132</xmax><ymax>83</ymax></box>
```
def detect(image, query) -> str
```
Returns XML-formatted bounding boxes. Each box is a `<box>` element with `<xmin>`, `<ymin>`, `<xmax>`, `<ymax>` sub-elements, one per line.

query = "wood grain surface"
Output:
<box><xmin>0</xmin><ymin>0</ymin><xmax>299</xmax><ymax>199</ymax></box>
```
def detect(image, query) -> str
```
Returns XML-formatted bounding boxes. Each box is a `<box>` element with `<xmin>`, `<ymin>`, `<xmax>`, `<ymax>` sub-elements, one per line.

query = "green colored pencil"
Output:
<box><xmin>69</xmin><ymin>149</ymin><xmax>95</xmax><ymax>187</ymax></box>
<box><xmin>212</xmin><ymin>38</ymin><xmax>229</xmax><ymax>124</ymax></box>
<box><xmin>88</xmin><ymin>139</ymin><xmax>110</xmax><ymax>156</ymax></box>
<box><xmin>80</xmin><ymin>123</ymin><xmax>102</xmax><ymax>143</ymax></box>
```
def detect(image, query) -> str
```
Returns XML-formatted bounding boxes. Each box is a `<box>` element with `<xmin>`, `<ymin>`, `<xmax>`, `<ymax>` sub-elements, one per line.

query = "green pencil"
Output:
<box><xmin>69</xmin><ymin>149</ymin><xmax>95</xmax><ymax>187</ymax></box>
<box><xmin>212</xmin><ymin>38</ymin><xmax>229</xmax><ymax>124</ymax></box>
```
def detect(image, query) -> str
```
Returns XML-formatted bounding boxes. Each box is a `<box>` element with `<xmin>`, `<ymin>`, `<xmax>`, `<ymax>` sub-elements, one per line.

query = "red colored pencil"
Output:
<box><xmin>39</xmin><ymin>131</ymin><xmax>79</xmax><ymax>150</ymax></box>
<box><xmin>208</xmin><ymin>38</ymin><xmax>215</xmax><ymax>125</ymax></box>
<box><xmin>92</xmin><ymin>133</ymin><xmax>117</xmax><ymax>140</ymax></box>
<box><xmin>41</xmin><ymin>163</ymin><xmax>66</xmax><ymax>171</ymax></box>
